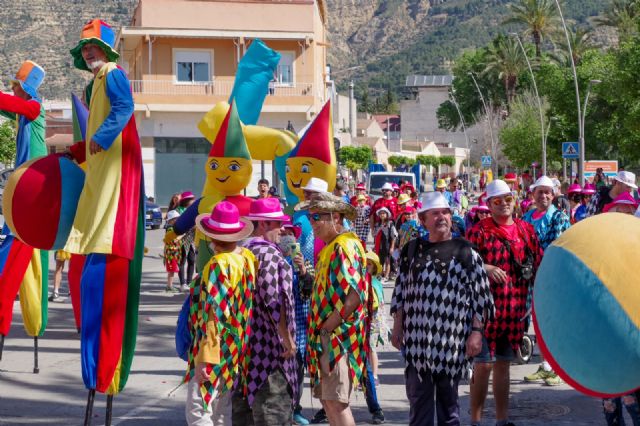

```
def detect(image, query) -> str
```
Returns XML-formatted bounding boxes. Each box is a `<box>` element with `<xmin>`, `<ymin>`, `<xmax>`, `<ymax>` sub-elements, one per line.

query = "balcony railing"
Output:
<box><xmin>130</xmin><ymin>80</ymin><xmax>314</xmax><ymax>97</ymax></box>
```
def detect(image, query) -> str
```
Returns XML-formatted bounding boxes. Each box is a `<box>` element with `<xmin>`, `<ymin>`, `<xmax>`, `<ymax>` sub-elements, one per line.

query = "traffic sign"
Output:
<box><xmin>481</xmin><ymin>156</ymin><xmax>492</xmax><ymax>167</ymax></box>
<box><xmin>562</xmin><ymin>142</ymin><xmax>579</xmax><ymax>159</ymax></box>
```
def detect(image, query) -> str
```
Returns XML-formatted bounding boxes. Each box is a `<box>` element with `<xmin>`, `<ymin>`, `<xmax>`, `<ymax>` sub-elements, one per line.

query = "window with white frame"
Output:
<box><xmin>275</xmin><ymin>51</ymin><xmax>294</xmax><ymax>85</ymax></box>
<box><xmin>174</xmin><ymin>50</ymin><xmax>212</xmax><ymax>83</ymax></box>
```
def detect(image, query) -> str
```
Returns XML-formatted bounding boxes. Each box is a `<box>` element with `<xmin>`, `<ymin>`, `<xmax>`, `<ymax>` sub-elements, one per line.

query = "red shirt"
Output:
<box><xmin>350</xmin><ymin>195</ymin><xmax>372</xmax><ymax>207</ymax></box>
<box><xmin>371</xmin><ymin>197</ymin><xmax>398</xmax><ymax>223</ymax></box>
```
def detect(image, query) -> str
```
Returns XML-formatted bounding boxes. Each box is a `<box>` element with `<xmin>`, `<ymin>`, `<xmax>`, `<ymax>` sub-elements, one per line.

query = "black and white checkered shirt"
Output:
<box><xmin>391</xmin><ymin>237</ymin><xmax>494</xmax><ymax>381</ymax></box>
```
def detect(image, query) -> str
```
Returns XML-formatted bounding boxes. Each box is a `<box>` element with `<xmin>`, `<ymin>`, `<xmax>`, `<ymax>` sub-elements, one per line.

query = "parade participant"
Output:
<box><xmin>0</xmin><ymin>60</ymin><xmax>48</xmax><ymax>366</ymax></box>
<box><xmin>333</xmin><ymin>182</ymin><xmax>351</xmax><ymax>204</ymax></box>
<box><xmin>586</xmin><ymin>171</ymin><xmax>637</xmax><ymax>217</ymax></box>
<box><xmin>49</xmin><ymin>250</ymin><xmax>71</xmax><ymax>302</ymax></box>
<box><xmin>552</xmin><ymin>179</ymin><xmax>570</xmax><ymax>216</ymax></box>
<box><xmin>297</xmin><ymin>177</ymin><xmax>329</xmax><ymax>263</ymax></box>
<box><xmin>391</xmin><ymin>182</ymin><xmax>401</xmax><ymax>199</ymax></box>
<box><xmin>574</xmin><ymin>183</ymin><xmax>595</xmax><ymax>222</ymax></box>
<box><xmin>294</xmin><ymin>192</ymin><xmax>368</xmax><ymax>426</ymax></box>
<box><xmin>602</xmin><ymin>192</ymin><xmax>639</xmax><ymax>214</ymax></box>
<box><xmin>400</xmin><ymin>182</ymin><xmax>416</xmax><ymax>197</ymax></box>
<box><xmin>166</xmin><ymin>102</ymin><xmax>254</xmax><ymax>275</ymax></box>
<box><xmin>177</xmin><ymin>191</ymin><xmax>197</xmax><ymax>291</ymax></box>
<box><xmin>467</xmin><ymin>180</ymin><xmax>543</xmax><ymax>426</ymax></box>
<box><xmin>354</xmin><ymin>194</ymin><xmax>372</xmax><ymax>248</ymax></box>
<box><xmin>234</xmin><ymin>198</ymin><xmax>297</xmax><ymax>425</ymax></box>
<box><xmin>444</xmin><ymin>179</ymin><xmax>465</xmax><ymax>213</ymax></box>
<box><xmin>350</xmin><ymin>183</ymin><xmax>372</xmax><ymax>207</ymax></box>
<box><xmin>521</xmin><ymin>177</ymin><xmax>570</xmax><ymax>387</ymax></box>
<box><xmin>396</xmin><ymin>206</ymin><xmax>420</xmax><ymax>251</ymax></box>
<box><xmin>435</xmin><ymin>179</ymin><xmax>447</xmax><ymax>193</ymax></box>
<box><xmin>373</xmin><ymin>207</ymin><xmax>397</xmax><ymax>280</ymax></box>
<box><xmin>279</xmin><ymin>223</ymin><xmax>314</xmax><ymax>426</ymax></box>
<box><xmin>464</xmin><ymin>203</ymin><xmax>490</xmax><ymax>235</ymax></box>
<box><xmin>371</xmin><ymin>182</ymin><xmax>398</xmax><ymax>229</ymax></box>
<box><xmin>64</xmin><ymin>19</ymin><xmax>145</xmax><ymax>420</ymax></box>
<box><xmin>395</xmin><ymin>194</ymin><xmax>412</xmax><ymax>227</ymax></box>
<box><xmin>520</xmin><ymin>190</ymin><xmax>534</xmax><ymax>214</ymax></box>
<box><xmin>391</xmin><ymin>191</ymin><xmax>494</xmax><ymax>426</ymax></box>
<box><xmin>256</xmin><ymin>178</ymin><xmax>271</xmax><ymax>199</ymax></box>
<box><xmin>164</xmin><ymin>210</ymin><xmax>182</xmax><ymax>293</ymax></box>
<box><xmin>566</xmin><ymin>183</ymin><xmax>582</xmax><ymax>223</ymax></box>
<box><xmin>184</xmin><ymin>201</ymin><xmax>255</xmax><ymax>426</ymax></box>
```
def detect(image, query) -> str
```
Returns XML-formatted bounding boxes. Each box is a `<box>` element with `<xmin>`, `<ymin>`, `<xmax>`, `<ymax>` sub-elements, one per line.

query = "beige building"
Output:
<box><xmin>117</xmin><ymin>0</ymin><xmax>329</xmax><ymax>202</ymax></box>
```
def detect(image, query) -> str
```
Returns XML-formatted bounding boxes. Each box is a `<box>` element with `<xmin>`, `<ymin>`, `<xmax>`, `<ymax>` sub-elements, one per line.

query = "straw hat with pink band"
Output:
<box><xmin>195</xmin><ymin>201</ymin><xmax>253</xmax><ymax>242</ymax></box>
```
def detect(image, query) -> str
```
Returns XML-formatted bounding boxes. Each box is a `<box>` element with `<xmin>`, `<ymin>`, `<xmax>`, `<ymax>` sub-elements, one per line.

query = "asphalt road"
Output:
<box><xmin>0</xmin><ymin>227</ymin><xmax>617</xmax><ymax>425</ymax></box>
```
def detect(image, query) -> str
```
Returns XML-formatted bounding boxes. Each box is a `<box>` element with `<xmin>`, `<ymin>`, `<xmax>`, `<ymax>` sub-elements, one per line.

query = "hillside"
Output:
<box><xmin>0</xmin><ymin>0</ymin><xmax>612</xmax><ymax>100</ymax></box>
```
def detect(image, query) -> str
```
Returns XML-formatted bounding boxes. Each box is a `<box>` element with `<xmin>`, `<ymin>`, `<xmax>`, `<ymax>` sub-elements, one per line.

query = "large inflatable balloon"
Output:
<box><xmin>533</xmin><ymin>213</ymin><xmax>640</xmax><ymax>397</ymax></box>
<box><xmin>3</xmin><ymin>154</ymin><xmax>85</xmax><ymax>250</ymax></box>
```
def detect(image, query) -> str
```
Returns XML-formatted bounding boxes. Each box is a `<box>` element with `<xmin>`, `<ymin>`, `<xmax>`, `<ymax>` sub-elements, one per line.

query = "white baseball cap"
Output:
<box><xmin>418</xmin><ymin>191</ymin><xmax>451</xmax><ymax>214</ymax></box>
<box><xmin>614</xmin><ymin>171</ymin><xmax>638</xmax><ymax>190</ymax></box>
<box><xmin>485</xmin><ymin>179</ymin><xmax>512</xmax><ymax>199</ymax></box>
<box><xmin>530</xmin><ymin>176</ymin><xmax>555</xmax><ymax>191</ymax></box>
<box><xmin>302</xmin><ymin>177</ymin><xmax>329</xmax><ymax>193</ymax></box>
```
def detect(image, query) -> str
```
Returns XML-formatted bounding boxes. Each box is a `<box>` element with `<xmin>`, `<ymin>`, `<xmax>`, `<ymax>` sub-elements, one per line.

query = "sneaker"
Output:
<box><xmin>165</xmin><ymin>286</ymin><xmax>180</xmax><ymax>293</ymax></box>
<box><xmin>48</xmin><ymin>292</ymin><xmax>63</xmax><ymax>302</ymax></box>
<box><xmin>309</xmin><ymin>409</ymin><xmax>327</xmax><ymax>424</ymax></box>
<box><xmin>544</xmin><ymin>372</ymin><xmax>564</xmax><ymax>386</ymax></box>
<box><xmin>293</xmin><ymin>411</ymin><xmax>310</xmax><ymax>425</ymax></box>
<box><xmin>372</xmin><ymin>409</ymin><xmax>385</xmax><ymax>424</ymax></box>
<box><xmin>523</xmin><ymin>365</ymin><xmax>554</xmax><ymax>382</ymax></box>
<box><xmin>181</xmin><ymin>284</ymin><xmax>190</xmax><ymax>292</ymax></box>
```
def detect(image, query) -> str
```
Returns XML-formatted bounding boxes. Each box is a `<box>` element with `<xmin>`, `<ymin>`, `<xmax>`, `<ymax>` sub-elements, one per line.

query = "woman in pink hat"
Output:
<box><xmin>185</xmin><ymin>201</ymin><xmax>256</xmax><ymax>425</ymax></box>
<box><xmin>567</xmin><ymin>184</ymin><xmax>582</xmax><ymax>224</ymax></box>
<box><xmin>575</xmin><ymin>183</ymin><xmax>596</xmax><ymax>222</ymax></box>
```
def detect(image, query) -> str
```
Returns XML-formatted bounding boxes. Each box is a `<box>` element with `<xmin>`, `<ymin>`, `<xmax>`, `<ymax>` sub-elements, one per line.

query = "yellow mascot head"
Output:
<box><xmin>285</xmin><ymin>101</ymin><xmax>336</xmax><ymax>201</ymax></box>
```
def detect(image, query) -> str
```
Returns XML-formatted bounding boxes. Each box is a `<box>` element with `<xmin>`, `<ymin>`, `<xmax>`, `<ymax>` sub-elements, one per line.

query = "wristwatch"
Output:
<box><xmin>471</xmin><ymin>326</ymin><xmax>483</xmax><ymax>333</ymax></box>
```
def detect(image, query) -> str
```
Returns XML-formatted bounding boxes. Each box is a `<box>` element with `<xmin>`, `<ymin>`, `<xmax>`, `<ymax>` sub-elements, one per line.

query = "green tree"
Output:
<box><xmin>504</xmin><ymin>0</ymin><xmax>561</xmax><ymax>57</ymax></box>
<box><xmin>359</xmin><ymin>90</ymin><xmax>372</xmax><ymax>113</ymax></box>
<box><xmin>0</xmin><ymin>120</ymin><xmax>16</xmax><ymax>167</ymax></box>
<box><xmin>382</xmin><ymin>88</ymin><xmax>399</xmax><ymax>114</ymax></box>
<box><xmin>388</xmin><ymin>155</ymin><xmax>416</xmax><ymax>168</ymax></box>
<box><xmin>551</xmin><ymin>26</ymin><xmax>595</xmax><ymax>66</ymax></box>
<box><xmin>483</xmin><ymin>35</ymin><xmax>530</xmax><ymax>103</ymax></box>
<box><xmin>499</xmin><ymin>91</ymin><xmax>548</xmax><ymax>168</ymax></box>
<box><xmin>439</xmin><ymin>156</ymin><xmax>457</xmax><ymax>167</ymax></box>
<box><xmin>593</xmin><ymin>0</ymin><xmax>640</xmax><ymax>41</ymax></box>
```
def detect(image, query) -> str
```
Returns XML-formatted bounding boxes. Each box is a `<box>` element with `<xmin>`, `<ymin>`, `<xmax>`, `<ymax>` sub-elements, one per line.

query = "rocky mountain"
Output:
<box><xmin>0</xmin><ymin>0</ymin><xmax>611</xmax><ymax>100</ymax></box>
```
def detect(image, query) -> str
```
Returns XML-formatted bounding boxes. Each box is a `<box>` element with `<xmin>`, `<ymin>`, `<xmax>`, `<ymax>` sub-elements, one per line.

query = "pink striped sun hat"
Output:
<box><xmin>245</xmin><ymin>198</ymin><xmax>289</xmax><ymax>222</ymax></box>
<box><xmin>195</xmin><ymin>201</ymin><xmax>253</xmax><ymax>242</ymax></box>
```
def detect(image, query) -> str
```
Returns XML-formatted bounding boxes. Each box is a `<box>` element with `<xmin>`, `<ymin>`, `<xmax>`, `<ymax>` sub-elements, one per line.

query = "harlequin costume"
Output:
<box><xmin>306</xmin><ymin>232</ymin><xmax>369</xmax><ymax>392</ymax></box>
<box><xmin>467</xmin><ymin>218</ymin><xmax>543</xmax><ymax>355</ymax></box>
<box><xmin>0</xmin><ymin>60</ymin><xmax>48</xmax><ymax>364</ymax></box>
<box><xmin>64</xmin><ymin>20</ymin><xmax>145</xmax><ymax>405</ymax></box>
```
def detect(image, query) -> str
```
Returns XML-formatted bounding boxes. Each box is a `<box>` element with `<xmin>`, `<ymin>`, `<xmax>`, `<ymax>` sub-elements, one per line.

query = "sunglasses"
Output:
<box><xmin>491</xmin><ymin>195</ymin><xmax>514</xmax><ymax>206</ymax></box>
<box><xmin>308</xmin><ymin>212</ymin><xmax>331</xmax><ymax>222</ymax></box>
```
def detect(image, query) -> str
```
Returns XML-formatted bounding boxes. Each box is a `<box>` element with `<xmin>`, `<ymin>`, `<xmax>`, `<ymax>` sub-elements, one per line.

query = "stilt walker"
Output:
<box><xmin>64</xmin><ymin>19</ymin><xmax>144</xmax><ymax>425</ymax></box>
<box><xmin>0</xmin><ymin>60</ymin><xmax>48</xmax><ymax>372</ymax></box>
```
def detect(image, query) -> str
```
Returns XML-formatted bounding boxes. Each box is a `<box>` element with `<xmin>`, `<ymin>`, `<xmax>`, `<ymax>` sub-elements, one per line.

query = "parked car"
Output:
<box><xmin>367</xmin><ymin>171</ymin><xmax>417</xmax><ymax>201</ymax></box>
<box><xmin>145</xmin><ymin>199</ymin><xmax>162</xmax><ymax>229</ymax></box>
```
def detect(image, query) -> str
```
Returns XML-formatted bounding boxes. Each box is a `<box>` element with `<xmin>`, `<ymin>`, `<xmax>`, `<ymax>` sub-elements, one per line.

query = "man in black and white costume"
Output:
<box><xmin>391</xmin><ymin>191</ymin><xmax>494</xmax><ymax>426</ymax></box>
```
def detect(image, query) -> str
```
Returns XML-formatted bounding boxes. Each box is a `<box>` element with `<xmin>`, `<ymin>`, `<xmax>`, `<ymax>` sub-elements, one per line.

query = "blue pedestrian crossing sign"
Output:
<box><xmin>562</xmin><ymin>142</ymin><xmax>579</xmax><ymax>159</ymax></box>
<box><xmin>481</xmin><ymin>156</ymin><xmax>492</xmax><ymax>167</ymax></box>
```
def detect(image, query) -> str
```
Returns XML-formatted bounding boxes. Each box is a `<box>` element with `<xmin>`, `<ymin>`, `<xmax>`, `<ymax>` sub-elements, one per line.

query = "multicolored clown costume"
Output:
<box><xmin>285</xmin><ymin>101</ymin><xmax>337</xmax><ymax>262</ymax></box>
<box><xmin>0</xmin><ymin>60</ymin><xmax>48</xmax><ymax>365</ymax></box>
<box><xmin>168</xmin><ymin>102</ymin><xmax>255</xmax><ymax>273</ymax></box>
<box><xmin>64</xmin><ymin>20</ymin><xmax>145</xmax><ymax>404</ymax></box>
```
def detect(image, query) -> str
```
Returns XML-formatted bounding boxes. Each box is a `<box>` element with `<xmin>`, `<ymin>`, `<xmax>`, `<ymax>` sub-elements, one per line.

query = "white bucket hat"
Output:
<box><xmin>485</xmin><ymin>179</ymin><xmax>512</xmax><ymax>199</ymax></box>
<box><xmin>302</xmin><ymin>177</ymin><xmax>329</xmax><ymax>193</ymax></box>
<box><xmin>381</xmin><ymin>182</ymin><xmax>394</xmax><ymax>191</ymax></box>
<box><xmin>376</xmin><ymin>207</ymin><xmax>392</xmax><ymax>217</ymax></box>
<box><xmin>530</xmin><ymin>176</ymin><xmax>555</xmax><ymax>191</ymax></box>
<box><xmin>418</xmin><ymin>192</ymin><xmax>451</xmax><ymax>214</ymax></box>
<box><xmin>614</xmin><ymin>171</ymin><xmax>638</xmax><ymax>189</ymax></box>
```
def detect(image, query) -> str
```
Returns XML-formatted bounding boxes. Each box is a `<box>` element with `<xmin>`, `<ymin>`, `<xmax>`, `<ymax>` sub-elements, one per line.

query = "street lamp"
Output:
<box><xmin>581</xmin><ymin>79</ymin><xmax>602</xmax><ymax>160</ymax></box>
<box><xmin>468</xmin><ymin>72</ymin><xmax>497</xmax><ymax>172</ymax></box>
<box><xmin>509</xmin><ymin>32</ymin><xmax>547</xmax><ymax>175</ymax></box>
<box><xmin>449</xmin><ymin>89</ymin><xmax>471</xmax><ymax>173</ymax></box>
<box><xmin>553</xmin><ymin>0</ymin><xmax>584</xmax><ymax>183</ymax></box>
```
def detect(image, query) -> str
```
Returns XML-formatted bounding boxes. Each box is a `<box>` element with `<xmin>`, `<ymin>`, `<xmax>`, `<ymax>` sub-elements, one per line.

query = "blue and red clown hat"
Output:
<box><xmin>70</xmin><ymin>19</ymin><xmax>120</xmax><ymax>72</ymax></box>
<box><xmin>9</xmin><ymin>60</ymin><xmax>45</xmax><ymax>102</ymax></box>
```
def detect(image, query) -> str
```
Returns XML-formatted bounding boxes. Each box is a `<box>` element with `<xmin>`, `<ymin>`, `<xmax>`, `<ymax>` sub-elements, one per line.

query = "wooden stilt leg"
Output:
<box><xmin>83</xmin><ymin>389</ymin><xmax>96</xmax><ymax>426</ymax></box>
<box><xmin>33</xmin><ymin>337</ymin><xmax>39</xmax><ymax>374</ymax></box>
<box><xmin>0</xmin><ymin>334</ymin><xmax>4</xmax><ymax>361</ymax></box>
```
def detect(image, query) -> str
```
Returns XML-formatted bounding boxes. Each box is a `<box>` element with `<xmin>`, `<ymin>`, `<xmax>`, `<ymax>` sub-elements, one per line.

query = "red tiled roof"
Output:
<box><xmin>372</xmin><ymin>114</ymin><xmax>400</xmax><ymax>132</ymax></box>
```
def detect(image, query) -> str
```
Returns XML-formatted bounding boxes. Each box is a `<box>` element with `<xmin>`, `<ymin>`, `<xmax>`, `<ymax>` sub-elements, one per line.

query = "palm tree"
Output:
<box><xmin>504</xmin><ymin>0</ymin><xmax>561</xmax><ymax>57</ymax></box>
<box><xmin>551</xmin><ymin>27</ymin><xmax>595</xmax><ymax>66</ymax></box>
<box><xmin>593</xmin><ymin>0</ymin><xmax>640</xmax><ymax>41</ymax></box>
<box><xmin>482</xmin><ymin>35</ymin><xmax>529</xmax><ymax>104</ymax></box>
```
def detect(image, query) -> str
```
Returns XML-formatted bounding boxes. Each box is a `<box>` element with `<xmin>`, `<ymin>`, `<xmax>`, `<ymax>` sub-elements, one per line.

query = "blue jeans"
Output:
<box><xmin>364</xmin><ymin>359</ymin><xmax>381</xmax><ymax>413</ymax></box>
<box><xmin>604</xmin><ymin>394</ymin><xmax>640</xmax><ymax>426</ymax></box>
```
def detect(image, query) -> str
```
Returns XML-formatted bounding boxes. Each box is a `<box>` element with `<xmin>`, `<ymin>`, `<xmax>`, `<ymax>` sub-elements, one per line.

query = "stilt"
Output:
<box><xmin>0</xmin><ymin>334</ymin><xmax>4</xmax><ymax>361</ymax></box>
<box><xmin>83</xmin><ymin>389</ymin><xmax>96</xmax><ymax>426</ymax></box>
<box><xmin>33</xmin><ymin>337</ymin><xmax>39</xmax><ymax>374</ymax></box>
<box><xmin>105</xmin><ymin>395</ymin><xmax>114</xmax><ymax>426</ymax></box>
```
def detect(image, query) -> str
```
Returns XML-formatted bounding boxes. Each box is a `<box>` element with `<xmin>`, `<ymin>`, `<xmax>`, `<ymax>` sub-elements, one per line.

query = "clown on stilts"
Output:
<box><xmin>0</xmin><ymin>60</ymin><xmax>48</xmax><ymax>372</ymax></box>
<box><xmin>62</xmin><ymin>19</ymin><xmax>145</xmax><ymax>425</ymax></box>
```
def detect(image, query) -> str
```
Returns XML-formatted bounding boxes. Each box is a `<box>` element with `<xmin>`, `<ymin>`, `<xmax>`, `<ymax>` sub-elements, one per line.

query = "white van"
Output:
<box><xmin>367</xmin><ymin>172</ymin><xmax>416</xmax><ymax>201</ymax></box>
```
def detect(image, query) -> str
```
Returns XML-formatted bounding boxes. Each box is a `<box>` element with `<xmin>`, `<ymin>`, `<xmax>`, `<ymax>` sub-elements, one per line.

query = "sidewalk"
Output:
<box><xmin>0</xmin><ymin>229</ymin><xmax>610</xmax><ymax>425</ymax></box>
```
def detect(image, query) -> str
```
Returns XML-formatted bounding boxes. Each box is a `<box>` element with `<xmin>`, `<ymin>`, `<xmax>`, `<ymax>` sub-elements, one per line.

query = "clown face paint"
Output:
<box><xmin>207</xmin><ymin>157</ymin><xmax>253</xmax><ymax>196</ymax></box>
<box><xmin>285</xmin><ymin>156</ymin><xmax>336</xmax><ymax>201</ymax></box>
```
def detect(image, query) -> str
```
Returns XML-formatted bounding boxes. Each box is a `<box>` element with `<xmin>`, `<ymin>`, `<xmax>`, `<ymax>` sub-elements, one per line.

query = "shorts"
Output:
<box><xmin>313</xmin><ymin>353</ymin><xmax>353</xmax><ymax>404</ymax></box>
<box><xmin>55</xmin><ymin>250</ymin><xmax>71</xmax><ymax>262</ymax></box>
<box><xmin>474</xmin><ymin>334</ymin><xmax>515</xmax><ymax>363</ymax></box>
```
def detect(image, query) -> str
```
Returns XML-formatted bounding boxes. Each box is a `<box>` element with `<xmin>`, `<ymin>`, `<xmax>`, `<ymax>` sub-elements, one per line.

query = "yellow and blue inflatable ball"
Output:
<box><xmin>3</xmin><ymin>154</ymin><xmax>85</xmax><ymax>250</ymax></box>
<box><xmin>533</xmin><ymin>213</ymin><xmax>640</xmax><ymax>398</ymax></box>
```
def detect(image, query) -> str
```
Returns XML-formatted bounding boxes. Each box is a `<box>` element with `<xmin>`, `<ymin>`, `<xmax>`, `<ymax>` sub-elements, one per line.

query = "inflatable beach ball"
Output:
<box><xmin>533</xmin><ymin>213</ymin><xmax>640</xmax><ymax>398</ymax></box>
<box><xmin>3</xmin><ymin>154</ymin><xmax>85</xmax><ymax>250</ymax></box>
